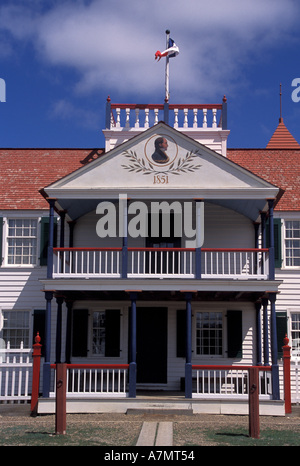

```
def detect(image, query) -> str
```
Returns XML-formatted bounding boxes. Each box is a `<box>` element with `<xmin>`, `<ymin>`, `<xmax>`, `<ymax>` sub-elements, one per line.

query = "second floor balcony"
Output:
<box><xmin>53</xmin><ymin>246</ymin><xmax>269</xmax><ymax>280</ymax></box>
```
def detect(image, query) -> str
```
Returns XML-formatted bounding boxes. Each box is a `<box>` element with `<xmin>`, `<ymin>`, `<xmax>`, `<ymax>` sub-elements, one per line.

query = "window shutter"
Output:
<box><xmin>33</xmin><ymin>309</ymin><xmax>45</xmax><ymax>357</ymax></box>
<box><xmin>176</xmin><ymin>309</ymin><xmax>186</xmax><ymax>357</ymax></box>
<box><xmin>72</xmin><ymin>309</ymin><xmax>88</xmax><ymax>357</ymax></box>
<box><xmin>266</xmin><ymin>218</ymin><xmax>282</xmax><ymax>268</ymax></box>
<box><xmin>276</xmin><ymin>311</ymin><xmax>287</xmax><ymax>358</ymax></box>
<box><xmin>227</xmin><ymin>310</ymin><xmax>243</xmax><ymax>358</ymax></box>
<box><xmin>105</xmin><ymin>309</ymin><xmax>120</xmax><ymax>357</ymax></box>
<box><xmin>40</xmin><ymin>217</ymin><xmax>58</xmax><ymax>266</ymax></box>
<box><xmin>0</xmin><ymin>217</ymin><xmax>3</xmax><ymax>265</ymax></box>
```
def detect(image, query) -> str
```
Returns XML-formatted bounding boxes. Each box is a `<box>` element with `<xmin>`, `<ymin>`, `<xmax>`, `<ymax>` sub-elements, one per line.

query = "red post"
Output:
<box><xmin>31</xmin><ymin>333</ymin><xmax>42</xmax><ymax>416</ymax></box>
<box><xmin>55</xmin><ymin>363</ymin><xmax>67</xmax><ymax>435</ymax></box>
<box><xmin>248</xmin><ymin>367</ymin><xmax>260</xmax><ymax>439</ymax></box>
<box><xmin>282</xmin><ymin>334</ymin><xmax>292</xmax><ymax>414</ymax></box>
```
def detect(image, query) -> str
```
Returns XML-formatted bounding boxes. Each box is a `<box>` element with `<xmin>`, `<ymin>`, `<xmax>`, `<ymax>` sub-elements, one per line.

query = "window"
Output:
<box><xmin>291</xmin><ymin>313</ymin><xmax>300</xmax><ymax>358</ymax></box>
<box><xmin>92</xmin><ymin>311</ymin><xmax>106</xmax><ymax>355</ymax></box>
<box><xmin>7</xmin><ymin>219</ymin><xmax>37</xmax><ymax>265</ymax></box>
<box><xmin>196</xmin><ymin>312</ymin><xmax>222</xmax><ymax>355</ymax></box>
<box><xmin>1</xmin><ymin>310</ymin><xmax>30</xmax><ymax>348</ymax></box>
<box><xmin>285</xmin><ymin>221</ymin><xmax>300</xmax><ymax>267</ymax></box>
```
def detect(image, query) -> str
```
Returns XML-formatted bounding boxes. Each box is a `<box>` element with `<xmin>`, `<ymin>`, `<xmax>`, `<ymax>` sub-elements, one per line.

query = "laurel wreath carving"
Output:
<box><xmin>121</xmin><ymin>150</ymin><xmax>201</xmax><ymax>175</ymax></box>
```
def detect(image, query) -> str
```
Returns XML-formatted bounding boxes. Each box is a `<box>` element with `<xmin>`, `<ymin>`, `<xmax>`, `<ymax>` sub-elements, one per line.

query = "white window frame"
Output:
<box><xmin>2</xmin><ymin>213</ymin><xmax>42</xmax><ymax>268</ymax></box>
<box><xmin>290</xmin><ymin>312</ymin><xmax>300</xmax><ymax>360</ymax></box>
<box><xmin>282</xmin><ymin>216</ymin><xmax>300</xmax><ymax>269</ymax></box>
<box><xmin>0</xmin><ymin>309</ymin><xmax>31</xmax><ymax>349</ymax></box>
<box><xmin>194</xmin><ymin>310</ymin><xmax>224</xmax><ymax>357</ymax></box>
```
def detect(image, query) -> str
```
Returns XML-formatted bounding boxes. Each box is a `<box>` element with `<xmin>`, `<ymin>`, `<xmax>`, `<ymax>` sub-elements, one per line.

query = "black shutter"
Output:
<box><xmin>33</xmin><ymin>309</ymin><xmax>45</xmax><ymax>357</ymax></box>
<box><xmin>40</xmin><ymin>217</ymin><xmax>58</xmax><ymax>266</ymax></box>
<box><xmin>176</xmin><ymin>309</ymin><xmax>186</xmax><ymax>357</ymax></box>
<box><xmin>105</xmin><ymin>309</ymin><xmax>120</xmax><ymax>357</ymax></box>
<box><xmin>227</xmin><ymin>310</ymin><xmax>243</xmax><ymax>358</ymax></box>
<box><xmin>0</xmin><ymin>217</ymin><xmax>3</xmax><ymax>265</ymax></box>
<box><xmin>72</xmin><ymin>309</ymin><xmax>88</xmax><ymax>357</ymax></box>
<box><xmin>266</xmin><ymin>218</ymin><xmax>282</xmax><ymax>268</ymax></box>
<box><xmin>276</xmin><ymin>311</ymin><xmax>288</xmax><ymax>358</ymax></box>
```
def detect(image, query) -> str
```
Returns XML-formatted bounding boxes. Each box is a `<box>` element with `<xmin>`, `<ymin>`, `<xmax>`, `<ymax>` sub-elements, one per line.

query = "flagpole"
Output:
<box><xmin>165</xmin><ymin>29</ymin><xmax>170</xmax><ymax>102</ymax></box>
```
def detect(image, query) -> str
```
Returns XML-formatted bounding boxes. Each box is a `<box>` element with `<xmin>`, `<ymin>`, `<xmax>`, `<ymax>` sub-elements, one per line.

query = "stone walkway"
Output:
<box><xmin>136</xmin><ymin>421</ymin><xmax>173</xmax><ymax>446</ymax></box>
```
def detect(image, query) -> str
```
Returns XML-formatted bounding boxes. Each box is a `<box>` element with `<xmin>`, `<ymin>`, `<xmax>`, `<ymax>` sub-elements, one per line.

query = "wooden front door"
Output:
<box><xmin>136</xmin><ymin>307</ymin><xmax>168</xmax><ymax>384</ymax></box>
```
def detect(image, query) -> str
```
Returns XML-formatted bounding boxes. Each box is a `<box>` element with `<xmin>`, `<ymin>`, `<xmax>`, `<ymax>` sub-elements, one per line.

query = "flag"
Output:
<box><xmin>155</xmin><ymin>38</ymin><xmax>179</xmax><ymax>61</ymax></box>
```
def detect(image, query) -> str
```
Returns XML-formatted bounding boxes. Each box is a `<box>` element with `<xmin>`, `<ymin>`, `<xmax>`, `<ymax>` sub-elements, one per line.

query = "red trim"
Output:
<box><xmin>54</xmin><ymin>247</ymin><xmax>268</xmax><ymax>253</ymax></box>
<box><xmin>192</xmin><ymin>365</ymin><xmax>271</xmax><ymax>371</ymax></box>
<box><xmin>128</xmin><ymin>247</ymin><xmax>195</xmax><ymax>252</ymax></box>
<box><xmin>111</xmin><ymin>103</ymin><xmax>222</xmax><ymax>110</ymax></box>
<box><xmin>50</xmin><ymin>364</ymin><xmax>129</xmax><ymax>370</ymax></box>
<box><xmin>54</xmin><ymin>247</ymin><xmax>122</xmax><ymax>252</ymax></box>
<box><xmin>202</xmin><ymin>248</ymin><xmax>269</xmax><ymax>252</ymax></box>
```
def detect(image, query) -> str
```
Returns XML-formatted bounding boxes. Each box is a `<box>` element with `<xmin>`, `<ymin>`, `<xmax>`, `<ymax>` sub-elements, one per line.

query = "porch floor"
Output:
<box><xmin>37</xmin><ymin>390</ymin><xmax>285</xmax><ymax>416</ymax></box>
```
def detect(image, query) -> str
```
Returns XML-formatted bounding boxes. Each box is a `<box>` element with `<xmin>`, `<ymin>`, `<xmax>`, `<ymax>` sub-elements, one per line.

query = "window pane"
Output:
<box><xmin>196</xmin><ymin>311</ymin><xmax>222</xmax><ymax>355</ymax></box>
<box><xmin>7</xmin><ymin>219</ymin><xmax>37</xmax><ymax>265</ymax></box>
<box><xmin>92</xmin><ymin>311</ymin><xmax>106</xmax><ymax>355</ymax></box>
<box><xmin>1</xmin><ymin>311</ymin><xmax>30</xmax><ymax>348</ymax></box>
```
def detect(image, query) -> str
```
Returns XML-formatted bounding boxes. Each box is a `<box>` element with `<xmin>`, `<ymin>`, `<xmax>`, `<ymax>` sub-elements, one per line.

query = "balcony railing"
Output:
<box><xmin>53</xmin><ymin>247</ymin><xmax>269</xmax><ymax>280</ymax></box>
<box><xmin>106</xmin><ymin>100</ymin><xmax>226</xmax><ymax>131</ymax></box>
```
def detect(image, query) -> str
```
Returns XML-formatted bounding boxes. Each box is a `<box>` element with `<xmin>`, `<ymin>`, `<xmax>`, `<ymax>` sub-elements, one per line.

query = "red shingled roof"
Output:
<box><xmin>227</xmin><ymin>148</ymin><xmax>300</xmax><ymax>211</ymax></box>
<box><xmin>266</xmin><ymin>118</ymin><xmax>300</xmax><ymax>149</ymax></box>
<box><xmin>0</xmin><ymin>148</ymin><xmax>104</xmax><ymax>210</ymax></box>
<box><xmin>0</xmin><ymin>145</ymin><xmax>299</xmax><ymax>212</ymax></box>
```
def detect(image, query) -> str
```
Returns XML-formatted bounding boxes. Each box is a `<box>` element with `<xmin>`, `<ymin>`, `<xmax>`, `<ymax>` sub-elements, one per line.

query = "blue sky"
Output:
<box><xmin>1</xmin><ymin>0</ymin><xmax>300</xmax><ymax>149</ymax></box>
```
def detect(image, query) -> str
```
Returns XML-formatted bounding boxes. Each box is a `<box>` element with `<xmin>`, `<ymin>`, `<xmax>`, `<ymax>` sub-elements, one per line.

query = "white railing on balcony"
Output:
<box><xmin>109</xmin><ymin>103</ymin><xmax>223</xmax><ymax>130</ymax></box>
<box><xmin>202</xmin><ymin>248</ymin><xmax>269</xmax><ymax>279</ymax></box>
<box><xmin>128</xmin><ymin>247</ymin><xmax>195</xmax><ymax>278</ymax></box>
<box><xmin>192</xmin><ymin>366</ymin><xmax>273</xmax><ymax>399</ymax></box>
<box><xmin>53</xmin><ymin>247</ymin><xmax>122</xmax><ymax>278</ymax></box>
<box><xmin>53</xmin><ymin>248</ymin><xmax>269</xmax><ymax>280</ymax></box>
<box><xmin>49</xmin><ymin>364</ymin><xmax>128</xmax><ymax>398</ymax></box>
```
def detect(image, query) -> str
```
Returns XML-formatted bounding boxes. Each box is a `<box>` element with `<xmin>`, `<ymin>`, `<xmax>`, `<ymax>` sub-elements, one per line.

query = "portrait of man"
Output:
<box><xmin>151</xmin><ymin>137</ymin><xmax>170</xmax><ymax>164</ymax></box>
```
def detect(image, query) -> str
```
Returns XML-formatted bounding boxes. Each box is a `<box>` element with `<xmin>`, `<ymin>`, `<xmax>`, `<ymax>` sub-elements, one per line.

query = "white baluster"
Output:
<box><xmin>173</xmin><ymin>108</ymin><xmax>179</xmax><ymax>128</ymax></box>
<box><xmin>154</xmin><ymin>108</ymin><xmax>159</xmax><ymax>124</ymax></box>
<box><xmin>212</xmin><ymin>108</ymin><xmax>217</xmax><ymax>128</ymax></box>
<box><xmin>116</xmin><ymin>108</ymin><xmax>121</xmax><ymax>128</ymax></box>
<box><xmin>183</xmin><ymin>108</ymin><xmax>188</xmax><ymax>127</ymax></box>
<box><xmin>202</xmin><ymin>109</ymin><xmax>207</xmax><ymax>128</ymax></box>
<box><xmin>144</xmin><ymin>108</ymin><xmax>149</xmax><ymax>128</ymax></box>
<box><xmin>125</xmin><ymin>108</ymin><xmax>130</xmax><ymax>128</ymax></box>
<box><xmin>135</xmin><ymin>108</ymin><xmax>140</xmax><ymax>128</ymax></box>
<box><xmin>193</xmin><ymin>108</ymin><xmax>198</xmax><ymax>128</ymax></box>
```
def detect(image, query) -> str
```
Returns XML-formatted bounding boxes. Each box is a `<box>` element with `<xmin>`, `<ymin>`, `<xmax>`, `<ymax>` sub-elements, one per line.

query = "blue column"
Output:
<box><xmin>121</xmin><ymin>195</ymin><xmax>128</xmax><ymax>279</ymax></box>
<box><xmin>185</xmin><ymin>292</ymin><xmax>193</xmax><ymax>398</ymax></box>
<box><xmin>129</xmin><ymin>292</ymin><xmax>137</xmax><ymax>397</ymax></box>
<box><xmin>47</xmin><ymin>198</ymin><xmax>56</xmax><ymax>279</ymax></box>
<box><xmin>262</xmin><ymin>298</ymin><xmax>269</xmax><ymax>365</ymax></box>
<box><xmin>261</xmin><ymin>212</ymin><xmax>266</xmax><ymax>248</ymax></box>
<box><xmin>43</xmin><ymin>290</ymin><xmax>53</xmax><ymax>397</ymax></box>
<box><xmin>268</xmin><ymin>199</ymin><xmax>275</xmax><ymax>280</ymax></box>
<box><xmin>269</xmin><ymin>293</ymin><xmax>280</xmax><ymax>399</ymax></box>
<box><xmin>255</xmin><ymin>301</ymin><xmax>262</xmax><ymax>365</ymax></box>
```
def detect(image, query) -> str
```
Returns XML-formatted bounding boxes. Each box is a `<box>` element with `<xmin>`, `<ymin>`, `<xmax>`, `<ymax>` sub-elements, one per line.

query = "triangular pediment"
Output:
<box><xmin>45</xmin><ymin>122</ymin><xmax>278</xmax><ymax>199</ymax></box>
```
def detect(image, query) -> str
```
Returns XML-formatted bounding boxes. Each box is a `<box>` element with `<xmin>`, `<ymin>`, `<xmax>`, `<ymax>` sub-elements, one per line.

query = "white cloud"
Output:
<box><xmin>0</xmin><ymin>0</ymin><xmax>299</xmax><ymax>101</ymax></box>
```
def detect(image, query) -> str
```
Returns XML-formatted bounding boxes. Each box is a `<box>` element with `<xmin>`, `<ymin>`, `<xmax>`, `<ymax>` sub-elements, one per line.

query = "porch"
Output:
<box><xmin>35</xmin><ymin>363</ymin><xmax>286</xmax><ymax>416</ymax></box>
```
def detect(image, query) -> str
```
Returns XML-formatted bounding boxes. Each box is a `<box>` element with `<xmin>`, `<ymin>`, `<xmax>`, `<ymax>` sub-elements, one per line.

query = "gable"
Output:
<box><xmin>45</xmin><ymin>123</ymin><xmax>278</xmax><ymax>198</ymax></box>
